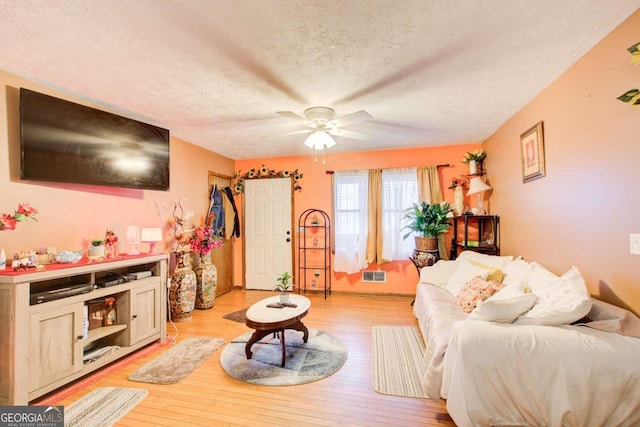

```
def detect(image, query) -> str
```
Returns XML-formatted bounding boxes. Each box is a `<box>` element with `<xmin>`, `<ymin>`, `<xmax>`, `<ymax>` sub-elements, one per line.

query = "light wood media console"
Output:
<box><xmin>0</xmin><ymin>254</ymin><xmax>168</xmax><ymax>405</ymax></box>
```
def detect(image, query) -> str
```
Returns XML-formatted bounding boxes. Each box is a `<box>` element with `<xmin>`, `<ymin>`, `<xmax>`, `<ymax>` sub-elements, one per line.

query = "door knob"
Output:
<box><xmin>286</xmin><ymin>238</ymin><xmax>291</xmax><ymax>242</ymax></box>
<box><xmin>286</xmin><ymin>230</ymin><xmax>291</xmax><ymax>235</ymax></box>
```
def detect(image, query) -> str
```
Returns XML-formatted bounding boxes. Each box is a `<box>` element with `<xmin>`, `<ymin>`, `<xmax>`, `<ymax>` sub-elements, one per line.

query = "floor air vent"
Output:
<box><xmin>362</xmin><ymin>271</ymin><xmax>386</xmax><ymax>283</ymax></box>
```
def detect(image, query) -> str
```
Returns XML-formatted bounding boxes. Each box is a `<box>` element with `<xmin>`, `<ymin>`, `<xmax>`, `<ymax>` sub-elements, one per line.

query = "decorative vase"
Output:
<box><xmin>169</xmin><ymin>251</ymin><xmax>197</xmax><ymax>322</ymax></box>
<box><xmin>454</xmin><ymin>185</ymin><xmax>465</xmax><ymax>216</ymax></box>
<box><xmin>90</xmin><ymin>245</ymin><xmax>105</xmax><ymax>257</ymax></box>
<box><xmin>195</xmin><ymin>253</ymin><xmax>217</xmax><ymax>310</ymax></box>
<box><xmin>36</xmin><ymin>253</ymin><xmax>51</xmax><ymax>265</ymax></box>
<box><xmin>279</xmin><ymin>293</ymin><xmax>290</xmax><ymax>304</ymax></box>
<box><xmin>469</xmin><ymin>160</ymin><xmax>477</xmax><ymax>175</ymax></box>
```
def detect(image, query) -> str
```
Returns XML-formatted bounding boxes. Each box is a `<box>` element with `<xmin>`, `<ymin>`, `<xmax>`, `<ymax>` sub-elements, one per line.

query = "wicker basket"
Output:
<box><xmin>415</xmin><ymin>236</ymin><xmax>438</xmax><ymax>251</ymax></box>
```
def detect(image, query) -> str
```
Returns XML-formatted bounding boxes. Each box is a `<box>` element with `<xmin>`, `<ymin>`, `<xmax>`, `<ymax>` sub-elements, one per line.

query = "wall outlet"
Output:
<box><xmin>630</xmin><ymin>234</ymin><xmax>640</xmax><ymax>255</ymax></box>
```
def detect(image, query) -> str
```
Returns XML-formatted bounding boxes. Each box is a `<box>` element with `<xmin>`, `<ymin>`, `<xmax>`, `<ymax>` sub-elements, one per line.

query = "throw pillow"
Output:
<box><xmin>515</xmin><ymin>264</ymin><xmax>592</xmax><ymax>326</ymax></box>
<box><xmin>501</xmin><ymin>258</ymin><xmax>530</xmax><ymax>288</ymax></box>
<box><xmin>468</xmin><ymin>284</ymin><xmax>537</xmax><ymax>323</ymax></box>
<box><xmin>468</xmin><ymin>259</ymin><xmax>505</xmax><ymax>283</ymax></box>
<box><xmin>455</xmin><ymin>276</ymin><xmax>504</xmax><ymax>313</ymax></box>
<box><xmin>445</xmin><ymin>259</ymin><xmax>491</xmax><ymax>296</ymax></box>
<box><xmin>419</xmin><ymin>260</ymin><xmax>459</xmax><ymax>288</ymax></box>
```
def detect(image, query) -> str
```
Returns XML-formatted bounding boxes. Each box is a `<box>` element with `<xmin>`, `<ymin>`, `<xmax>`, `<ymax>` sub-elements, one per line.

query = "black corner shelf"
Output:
<box><xmin>297</xmin><ymin>209</ymin><xmax>331</xmax><ymax>299</ymax></box>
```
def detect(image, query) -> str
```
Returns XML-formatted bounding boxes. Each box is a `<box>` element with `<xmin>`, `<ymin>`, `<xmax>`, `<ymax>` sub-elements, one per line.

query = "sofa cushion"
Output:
<box><xmin>468</xmin><ymin>284</ymin><xmax>536</xmax><ymax>323</ymax></box>
<box><xmin>445</xmin><ymin>259</ymin><xmax>491</xmax><ymax>296</ymax></box>
<box><xmin>455</xmin><ymin>276</ymin><xmax>503</xmax><ymax>313</ymax></box>
<box><xmin>456</xmin><ymin>251</ymin><xmax>514</xmax><ymax>268</ymax></box>
<box><xmin>419</xmin><ymin>259</ymin><xmax>459</xmax><ymax>288</ymax></box>
<box><xmin>515</xmin><ymin>263</ymin><xmax>591</xmax><ymax>326</ymax></box>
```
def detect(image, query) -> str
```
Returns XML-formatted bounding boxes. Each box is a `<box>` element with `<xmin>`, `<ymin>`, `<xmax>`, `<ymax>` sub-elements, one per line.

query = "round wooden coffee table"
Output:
<box><xmin>245</xmin><ymin>294</ymin><xmax>310</xmax><ymax>367</ymax></box>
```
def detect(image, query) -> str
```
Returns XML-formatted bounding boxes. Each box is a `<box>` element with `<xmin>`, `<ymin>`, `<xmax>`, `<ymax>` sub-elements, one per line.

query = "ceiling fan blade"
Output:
<box><xmin>330</xmin><ymin>110</ymin><xmax>372</xmax><ymax>127</ymax></box>
<box><xmin>328</xmin><ymin>128</ymin><xmax>371</xmax><ymax>140</ymax></box>
<box><xmin>261</xmin><ymin>129</ymin><xmax>312</xmax><ymax>139</ymax></box>
<box><xmin>277</xmin><ymin>111</ymin><xmax>312</xmax><ymax>125</ymax></box>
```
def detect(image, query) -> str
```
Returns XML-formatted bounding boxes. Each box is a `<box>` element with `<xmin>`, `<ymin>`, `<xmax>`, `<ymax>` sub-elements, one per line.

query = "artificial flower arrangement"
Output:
<box><xmin>168</xmin><ymin>197</ymin><xmax>195</xmax><ymax>253</ymax></box>
<box><xmin>189</xmin><ymin>226</ymin><xmax>223</xmax><ymax>256</ymax></box>
<box><xmin>0</xmin><ymin>203</ymin><xmax>38</xmax><ymax>231</ymax></box>
<box><xmin>617</xmin><ymin>42</ymin><xmax>640</xmax><ymax>107</ymax></box>
<box><xmin>461</xmin><ymin>149</ymin><xmax>487</xmax><ymax>165</ymax></box>
<box><xmin>233</xmin><ymin>164</ymin><xmax>304</xmax><ymax>194</ymax></box>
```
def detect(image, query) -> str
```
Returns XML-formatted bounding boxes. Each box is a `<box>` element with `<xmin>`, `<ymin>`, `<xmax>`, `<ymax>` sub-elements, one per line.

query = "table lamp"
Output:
<box><xmin>467</xmin><ymin>177</ymin><xmax>492</xmax><ymax>215</ymax></box>
<box><xmin>140</xmin><ymin>227</ymin><xmax>163</xmax><ymax>254</ymax></box>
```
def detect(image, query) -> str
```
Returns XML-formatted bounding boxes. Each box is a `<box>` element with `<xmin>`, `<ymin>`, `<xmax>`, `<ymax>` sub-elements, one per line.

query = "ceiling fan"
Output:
<box><xmin>264</xmin><ymin>106</ymin><xmax>372</xmax><ymax>150</ymax></box>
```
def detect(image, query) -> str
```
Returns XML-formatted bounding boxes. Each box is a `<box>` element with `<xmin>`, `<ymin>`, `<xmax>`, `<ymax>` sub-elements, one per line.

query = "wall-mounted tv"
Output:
<box><xmin>20</xmin><ymin>88</ymin><xmax>170</xmax><ymax>191</ymax></box>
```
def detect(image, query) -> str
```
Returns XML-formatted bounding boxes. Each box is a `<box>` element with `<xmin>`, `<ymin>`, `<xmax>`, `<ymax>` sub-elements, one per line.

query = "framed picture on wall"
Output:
<box><xmin>520</xmin><ymin>121</ymin><xmax>545</xmax><ymax>183</ymax></box>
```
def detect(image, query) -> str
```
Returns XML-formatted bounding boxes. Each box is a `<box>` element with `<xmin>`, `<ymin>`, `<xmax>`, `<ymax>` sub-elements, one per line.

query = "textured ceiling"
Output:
<box><xmin>1</xmin><ymin>1</ymin><xmax>638</xmax><ymax>160</ymax></box>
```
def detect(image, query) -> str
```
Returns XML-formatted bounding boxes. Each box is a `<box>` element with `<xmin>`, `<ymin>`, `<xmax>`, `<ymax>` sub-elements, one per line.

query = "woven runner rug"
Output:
<box><xmin>372</xmin><ymin>325</ymin><xmax>427</xmax><ymax>398</ymax></box>
<box><xmin>128</xmin><ymin>336</ymin><xmax>225</xmax><ymax>384</ymax></box>
<box><xmin>65</xmin><ymin>387</ymin><xmax>147</xmax><ymax>427</ymax></box>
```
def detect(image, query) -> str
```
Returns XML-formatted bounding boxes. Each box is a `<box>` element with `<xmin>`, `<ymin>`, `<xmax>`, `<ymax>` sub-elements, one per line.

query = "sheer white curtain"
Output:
<box><xmin>333</xmin><ymin>170</ymin><xmax>369</xmax><ymax>274</ymax></box>
<box><xmin>381</xmin><ymin>167</ymin><xmax>418</xmax><ymax>261</ymax></box>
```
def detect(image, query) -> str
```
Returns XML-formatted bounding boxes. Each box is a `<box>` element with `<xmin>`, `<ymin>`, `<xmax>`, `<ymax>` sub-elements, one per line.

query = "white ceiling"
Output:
<box><xmin>1</xmin><ymin>1</ymin><xmax>638</xmax><ymax>160</ymax></box>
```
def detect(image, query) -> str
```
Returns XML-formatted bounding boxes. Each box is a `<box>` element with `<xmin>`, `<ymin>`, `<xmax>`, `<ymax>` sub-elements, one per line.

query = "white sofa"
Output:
<box><xmin>414</xmin><ymin>251</ymin><xmax>640</xmax><ymax>427</ymax></box>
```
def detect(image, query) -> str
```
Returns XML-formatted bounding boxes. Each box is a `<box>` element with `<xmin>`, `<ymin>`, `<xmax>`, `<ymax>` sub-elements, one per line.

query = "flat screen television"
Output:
<box><xmin>20</xmin><ymin>88</ymin><xmax>170</xmax><ymax>191</ymax></box>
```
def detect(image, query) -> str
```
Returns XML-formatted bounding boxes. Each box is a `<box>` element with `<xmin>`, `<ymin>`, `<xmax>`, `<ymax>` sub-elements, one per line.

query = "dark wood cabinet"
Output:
<box><xmin>450</xmin><ymin>214</ymin><xmax>500</xmax><ymax>260</ymax></box>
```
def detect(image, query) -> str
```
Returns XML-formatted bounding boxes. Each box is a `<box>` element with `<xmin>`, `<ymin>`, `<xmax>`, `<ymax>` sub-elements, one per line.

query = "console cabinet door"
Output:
<box><xmin>28</xmin><ymin>303</ymin><xmax>84</xmax><ymax>391</ymax></box>
<box><xmin>130</xmin><ymin>281</ymin><xmax>161</xmax><ymax>344</ymax></box>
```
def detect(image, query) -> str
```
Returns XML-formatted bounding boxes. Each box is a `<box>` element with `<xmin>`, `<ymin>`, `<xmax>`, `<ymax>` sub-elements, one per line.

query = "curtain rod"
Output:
<box><xmin>325</xmin><ymin>163</ymin><xmax>450</xmax><ymax>175</ymax></box>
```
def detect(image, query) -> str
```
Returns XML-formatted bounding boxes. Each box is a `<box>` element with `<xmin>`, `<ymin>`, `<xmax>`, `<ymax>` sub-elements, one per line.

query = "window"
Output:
<box><xmin>381</xmin><ymin>168</ymin><xmax>418</xmax><ymax>261</ymax></box>
<box><xmin>333</xmin><ymin>168</ymin><xmax>419</xmax><ymax>271</ymax></box>
<box><xmin>333</xmin><ymin>170</ymin><xmax>369</xmax><ymax>273</ymax></box>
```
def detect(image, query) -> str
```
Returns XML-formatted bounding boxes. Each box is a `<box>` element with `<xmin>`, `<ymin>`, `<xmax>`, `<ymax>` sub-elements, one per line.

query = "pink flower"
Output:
<box><xmin>189</xmin><ymin>227</ymin><xmax>223</xmax><ymax>256</ymax></box>
<box><xmin>0</xmin><ymin>214</ymin><xmax>17</xmax><ymax>231</ymax></box>
<box><xmin>0</xmin><ymin>204</ymin><xmax>37</xmax><ymax>231</ymax></box>
<box><xmin>16</xmin><ymin>203</ymin><xmax>38</xmax><ymax>217</ymax></box>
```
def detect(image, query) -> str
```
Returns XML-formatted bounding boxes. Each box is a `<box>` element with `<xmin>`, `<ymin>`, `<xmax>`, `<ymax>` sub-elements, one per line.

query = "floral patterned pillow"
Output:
<box><xmin>455</xmin><ymin>276</ymin><xmax>504</xmax><ymax>313</ymax></box>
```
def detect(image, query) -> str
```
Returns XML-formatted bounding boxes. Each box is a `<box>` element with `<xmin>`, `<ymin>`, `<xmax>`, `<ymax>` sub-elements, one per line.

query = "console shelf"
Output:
<box><xmin>0</xmin><ymin>254</ymin><xmax>168</xmax><ymax>405</ymax></box>
<box><xmin>87</xmin><ymin>324</ymin><xmax>128</xmax><ymax>343</ymax></box>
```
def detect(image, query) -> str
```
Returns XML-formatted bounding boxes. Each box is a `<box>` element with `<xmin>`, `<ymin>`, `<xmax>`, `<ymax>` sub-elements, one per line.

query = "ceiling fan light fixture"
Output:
<box><xmin>304</xmin><ymin>130</ymin><xmax>336</xmax><ymax>150</ymax></box>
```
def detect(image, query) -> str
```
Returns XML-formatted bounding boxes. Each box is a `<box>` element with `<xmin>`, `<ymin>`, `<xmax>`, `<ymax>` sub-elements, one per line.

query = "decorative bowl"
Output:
<box><xmin>56</xmin><ymin>251</ymin><xmax>83</xmax><ymax>264</ymax></box>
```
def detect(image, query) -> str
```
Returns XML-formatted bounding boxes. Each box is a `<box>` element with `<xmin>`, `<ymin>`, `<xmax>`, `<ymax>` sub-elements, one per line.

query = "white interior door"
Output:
<box><xmin>244</xmin><ymin>178</ymin><xmax>293</xmax><ymax>290</ymax></box>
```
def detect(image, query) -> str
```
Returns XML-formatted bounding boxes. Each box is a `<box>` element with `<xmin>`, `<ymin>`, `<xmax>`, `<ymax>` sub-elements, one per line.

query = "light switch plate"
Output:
<box><xmin>630</xmin><ymin>234</ymin><xmax>640</xmax><ymax>255</ymax></box>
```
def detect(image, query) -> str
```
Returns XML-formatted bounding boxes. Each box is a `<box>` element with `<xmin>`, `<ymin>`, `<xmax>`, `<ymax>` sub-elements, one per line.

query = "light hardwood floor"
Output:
<box><xmin>37</xmin><ymin>289</ymin><xmax>455</xmax><ymax>426</ymax></box>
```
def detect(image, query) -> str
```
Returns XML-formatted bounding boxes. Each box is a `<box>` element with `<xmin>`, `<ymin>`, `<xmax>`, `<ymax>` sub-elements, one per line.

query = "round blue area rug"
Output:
<box><xmin>220</xmin><ymin>328</ymin><xmax>347</xmax><ymax>386</ymax></box>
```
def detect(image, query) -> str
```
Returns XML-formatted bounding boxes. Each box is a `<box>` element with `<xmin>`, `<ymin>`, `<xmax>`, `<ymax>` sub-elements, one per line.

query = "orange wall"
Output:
<box><xmin>234</xmin><ymin>143</ymin><xmax>481</xmax><ymax>295</ymax></box>
<box><xmin>0</xmin><ymin>69</ymin><xmax>235</xmax><ymax>258</ymax></box>
<box><xmin>484</xmin><ymin>10</ymin><xmax>640</xmax><ymax>315</ymax></box>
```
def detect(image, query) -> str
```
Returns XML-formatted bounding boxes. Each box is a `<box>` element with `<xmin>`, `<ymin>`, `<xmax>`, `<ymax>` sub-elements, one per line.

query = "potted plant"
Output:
<box><xmin>274</xmin><ymin>272</ymin><xmax>292</xmax><ymax>304</ymax></box>
<box><xmin>402</xmin><ymin>201</ymin><xmax>454</xmax><ymax>251</ymax></box>
<box><xmin>90</xmin><ymin>237</ymin><xmax>105</xmax><ymax>257</ymax></box>
<box><xmin>462</xmin><ymin>149</ymin><xmax>487</xmax><ymax>174</ymax></box>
